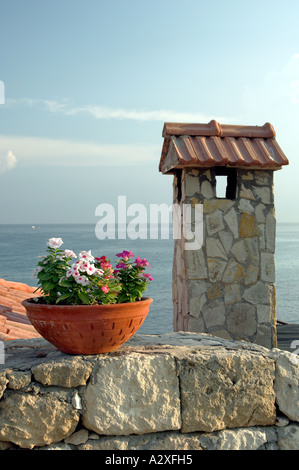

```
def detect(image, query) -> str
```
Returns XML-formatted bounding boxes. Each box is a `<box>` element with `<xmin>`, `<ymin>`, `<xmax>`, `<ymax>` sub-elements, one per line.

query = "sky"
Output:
<box><xmin>0</xmin><ymin>0</ymin><xmax>299</xmax><ymax>224</ymax></box>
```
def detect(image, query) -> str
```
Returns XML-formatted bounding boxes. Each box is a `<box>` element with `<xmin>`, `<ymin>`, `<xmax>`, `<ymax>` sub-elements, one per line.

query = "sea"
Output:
<box><xmin>0</xmin><ymin>223</ymin><xmax>298</xmax><ymax>333</ymax></box>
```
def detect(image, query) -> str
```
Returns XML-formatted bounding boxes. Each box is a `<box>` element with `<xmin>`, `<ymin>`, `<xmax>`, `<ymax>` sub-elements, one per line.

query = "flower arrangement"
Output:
<box><xmin>34</xmin><ymin>237</ymin><xmax>153</xmax><ymax>305</ymax></box>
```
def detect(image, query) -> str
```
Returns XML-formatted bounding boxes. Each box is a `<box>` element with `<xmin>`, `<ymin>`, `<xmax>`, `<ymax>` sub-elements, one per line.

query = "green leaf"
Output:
<box><xmin>78</xmin><ymin>291</ymin><xmax>91</xmax><ymax>304</ymax></box>
<box><xmin>42</xmin><ymin>281</ymin><xmax>55</xmax><ymax>291</ymax></box>
<box><xmin>56</xmin><ymin>293</ymin><xmax>71</xmax><ymax>303</ymax></box>
<box><xmin>38</xmin><ymin>272</ymin><xmax>52</xmax><ymax>281</ymax></box>
<box><xmin>59</xmin><ymin>279</ymin><xmax>73</xmax><ymax>288</ymax></box>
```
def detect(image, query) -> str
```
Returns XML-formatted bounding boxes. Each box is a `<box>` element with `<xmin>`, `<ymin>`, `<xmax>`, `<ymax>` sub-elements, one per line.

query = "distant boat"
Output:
<box><xmin>31</xmin><ymin>226</ymin><xmax>35</xmax><ymax>229</ymax></box>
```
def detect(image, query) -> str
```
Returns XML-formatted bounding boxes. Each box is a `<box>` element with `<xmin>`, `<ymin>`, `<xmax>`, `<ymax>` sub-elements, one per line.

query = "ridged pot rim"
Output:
<box><xmin>22</xmin><ymin>296</ymin><xmax>153</xmax><ymax>309</ymax></box>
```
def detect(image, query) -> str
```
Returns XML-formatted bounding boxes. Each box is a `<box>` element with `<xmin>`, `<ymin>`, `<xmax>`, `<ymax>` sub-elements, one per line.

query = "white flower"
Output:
<box><xmin>80</xmin><ymin>261</ymin><xmax>97</xmax><ymax>275</ymax></box>
<box><xmin>72</xmin><ymin>260</ymin><xmax>84</xmax><ymax>271</ymax></box>
<box><xmin>63</xmin><ymin>250</ymin><xmax>77</xmax><ymax>258</ymax></box>
<box><xmin>79</xmin><ymin>250</ymin><xmax>94</xmax><ymax>262</ymax></box>
<box><xmin>75</xmin><ymin>275</ymin><xmax>89</xmax><ymax>286</ymax></box>
<box><xmin>47</xmin><ymin>237</ymin><xmax>63</xmax><ymax>249</ymax></box>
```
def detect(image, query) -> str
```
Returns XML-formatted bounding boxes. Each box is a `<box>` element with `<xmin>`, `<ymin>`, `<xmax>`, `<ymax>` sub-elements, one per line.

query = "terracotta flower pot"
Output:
<box><xmin>22</xmin><ymin>297</ymin><xmax>153</xmax><ymax>355</ymax></box>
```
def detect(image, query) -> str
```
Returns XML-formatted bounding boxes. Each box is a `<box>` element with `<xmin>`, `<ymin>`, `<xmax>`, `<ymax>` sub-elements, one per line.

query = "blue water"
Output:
<box><xmin>0</xmin><ymin>224</ymin><xmax>174</xmax><ymax>334</ymax></box>
<box><xmin>0</xmin><ymin>223</ymin><xmax>298</xmax><ymax>332</ymax></box>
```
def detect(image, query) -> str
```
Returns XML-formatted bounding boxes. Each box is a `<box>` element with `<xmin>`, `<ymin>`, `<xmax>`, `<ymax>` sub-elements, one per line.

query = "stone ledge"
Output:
<box><xmin>0</xmin><ymin>332</ymin><xmax>298</xmax><ymax>450</ymax></box>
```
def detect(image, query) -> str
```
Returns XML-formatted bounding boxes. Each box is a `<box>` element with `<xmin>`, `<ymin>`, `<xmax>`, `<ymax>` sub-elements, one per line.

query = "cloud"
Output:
<box><xmin>0</xmin><ymin>135</ymin><xmax>159</xmax><ymax>167</ymax></box>
<box><xmin>62</xmin><ymin>104</ymin><xmax>226</xmax><ymax>123</ymax></box>
<box><xmin>0</xmin><ymin>150</ymin><xmax>17</xmax><ymax>174</ymax></box>
<box><xmin>6</xmin><ymin>98</ymin><xmax>228</xmax><ymax>123</ymax></box>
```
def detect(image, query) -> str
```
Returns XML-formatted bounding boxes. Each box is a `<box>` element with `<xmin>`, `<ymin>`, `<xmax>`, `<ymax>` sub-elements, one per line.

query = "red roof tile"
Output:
<box><xmin>159</xmin><ymin>120</ymin><xmax>289</xmax><ymax>173</ymax></box>
<box><xmin>0</xmin><ymin>279</ymin><xmax>41</xmax><ymax>341</ymax></box>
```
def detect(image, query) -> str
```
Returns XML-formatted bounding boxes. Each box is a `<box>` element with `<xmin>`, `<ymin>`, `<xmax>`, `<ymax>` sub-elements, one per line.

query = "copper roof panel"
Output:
<box><xmin>159</xmin><ymin>120</ymin><xmax>289</xmax><ymax>173</ymax></box>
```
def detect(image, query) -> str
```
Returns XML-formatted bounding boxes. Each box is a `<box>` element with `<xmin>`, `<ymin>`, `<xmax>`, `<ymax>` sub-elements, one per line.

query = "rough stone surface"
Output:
<box><xmin>206</xmin><ymin>210</ymin><xmax>225</xmax><ymax>236</ymax></box>
<box><xmin>174</xmin><ymin>168</ymin><xmax>277</xmax><ymax>348</ymax></box>
<box><xmin>178</xmin><ymin>349</ymin><xmax>276</xmax><ymax>433</ymax></box>
<box><xmin>227</xmin><ymin>303</ymin><xmax>257</xmax><ymax>338</ymax></box>
<box><xmin>81</xmin><ymin>353</ymin><xmax>181</xmax><ymax>436</ymax></box>
<box><xmin>0</xmin><ymin>334</ymin><xmax>298</xmax><ymax>451</ymax></box>
<box><xmin>32</xmin><ymin>357</ymin><xmax>93</xmax><ymax>388</ymax></box>
<box><xmin>0</xmin><ymin>392</ymin><xmax>80</xmax><ymax>449</ymax></box>
<box><xmin>274</xmin><ymin>351</ymin><xmax>299</xmax><ymax>421</ymax></box>
<box><xmin>277</xmin><ymin>424</ymin><xmax>299</xmax><ymax>450</ymax></box>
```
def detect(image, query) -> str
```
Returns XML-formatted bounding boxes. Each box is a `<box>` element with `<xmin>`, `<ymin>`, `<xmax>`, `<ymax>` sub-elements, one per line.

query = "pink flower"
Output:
<box><xmin>116</xmin><ymin>262</ymin><xmax>127</xmax><ymax>269</ymax></box>
<box><xmin>95</xmin><ymin>255</ymin><xmax>108</xmax><ymax>263</ymax></box>
<box><xmin>101</xmin><ymin>284</ymin><xmax>109</xmax><ymax>293</ymax></box>
<box><xmin>116</xmin><ymin>250</ymin><xmax>134</xmax><ymax>260</ymax></box>
<box><xmin>135</xmin><ymin>257</ymin><xmax>151</xmax><ymax>268</ymax></box>
<box><xmin>143</xmin><ymin>273</ymin><xmax>153</xmax><ymax>281</ymax></box>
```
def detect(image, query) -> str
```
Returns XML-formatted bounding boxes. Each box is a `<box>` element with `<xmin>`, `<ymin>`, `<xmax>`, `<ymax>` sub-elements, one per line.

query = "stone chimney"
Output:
<box><xmin>159</xmin><ymin>120</ymin><xmax>289</xmax><ymax>348</ymax></box>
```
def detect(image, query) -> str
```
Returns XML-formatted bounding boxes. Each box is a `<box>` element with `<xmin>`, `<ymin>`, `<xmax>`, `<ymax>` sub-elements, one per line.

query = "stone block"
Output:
<box><xmin>239</xmin><ymin>184</ymin><xmax>255</xmax><ymax>201</ymax></box>
<box><xmin>255</xmin><ymin>203</ymin><xmax>266</xmax><ymax>223</ymax></box>
<box><xmin>239</xmin><ymin>213</ymin><xmax>259</xmax><ymax>238</ymax></box>
<box><xmin>222</xmin><ymin>259</ymin><xmax>244</xmax><ymax>284</ymax></box>
<box><xmin>82</xmin><ymin>353</ymin><xmax>181</xmax><ymax>436</ymax></box>
<box><xmin>207</xmin><ymin>283</ymin><xmax>222</xmax><ymax>301</ymax></box>
<box><xmin>0</xmin><ymin>393</ymin><xmax>79</xmax><ymax>449</ymax></box>
<box><xmin>238</xmin><ymin>199</ymin><xmax>254</xmax><ymax>214</ymax></box>
<box><xmin>231</xmin><ymin>240</ymin><xmax>248</xmax><ymax>263</ymax></box>
<box><xmin>242</xmin><ymin>281</ymin><xmax>271</xmax><ymax>305</ymax></box>
<box><xmin>256</xmin><ymin>324</ymin><xmax>275</xmax><ymax>349</ymax></box>
<box><xmin>254</xmin><ymin>171</ymin><xmax>271</xmax><ymax>186</ymax></box>
<box><xmin>244</xmin><ymin>264</ymin><xmax>259</xmax><ymax>286</ymax></box>
<box><xmin>178</xmin><ymin>350</ymin><xmax>276</xmax><ymax>433</ymax></box>
<box><xmin>188</xmin><ymin>314</ymin><xmax>205</xmax><ymax>333</ymax></box>
<box><xmin>202</xmin><ymin>300</ymin><xmax>226</xmax><ymax>329</ymax></box>
<box><xmin>203</xmin><ymin>199</ymin><xmax>234</xmax><ymax>214</ymax></box>
<box><xmin>261</xmin><ymin>252</ymin><xmax>275</xmax><ymax>283</ymax></box>
<box><xmin>206</xmin><ymin>237</ymin><xmax>227</xmax><ymax>259</ymax></box>
<box><xmin>224</xmin><ymin>284</ymin><xmax>241</xmax><ymax>305</ymax></box>
<box><xmin>274</xmin><ymin>351</ymin><xmax>299</xmax><ymax>422</ymax></box>
<box><xmin>254</xmin><ymin>186</ymin><xmax>271</xmax><ymax>204</ymax></box>
<box><xmin>206</xmin><ymin>210</ymin><xmax>225</xmax><ymax>236</ymax></box>
<box><xmin>207</xmin><ymin>258</ymin><xmax>227</xmax><ymax>282</ymax></box>
<box><xmin>244</xmin><ymin>237</ymin><xmax>260</xmax><ymax>265</ymax></box>
<box><xmin>277</xmin><ymin>424</ymin><xmax>299</xmax><ymax>450</ymax></box>
<box><xmin>265</xmin><ymin>213</ymin><xmax>276</xmax><ymax>253</ymax></box>
<box><xmin>201</xmin><ymin>180</ymin><xmax>214</xmax><ymax>199</ymax></box>
<box><xmin>32</xmin><ymin>357</ymin><xmax>93</xmax><ymax>388</ymax></box>
<box><xmin>186</xmin><ymin>249</ymin><xmax>207</xmax><ymax>279</ymax></box>
<box><xmin>185</xmin><ymin>173</ymin><xmax>200</xmax><ymax>197</ymax></box>
<box><xmin>224</xmin><ymin>208</ymin><xmax>239</xmax><ymax>238</ymax></box>
<box><xmin>219</xmin><ymin>230</ymin><xmax>233</xmax><ymax>254</ymax></box>
<box><xmin>227</xmin><ymin>302</ymin><xmax>257</xmax><ymax>338</ymax></box>
<box><xmin>257</xmin><ymin>304</ymin><xmax>272</xmax><ymax>323</ymax></box>
<box><xmin>7</xmin><ymin>371</ymin><xmax>31</xmax><ymax>390</ymax></box>
<box><xmin>189</xmin><ymin>294</ymin><xmax>207</xmax><ymax>318</ymax></box>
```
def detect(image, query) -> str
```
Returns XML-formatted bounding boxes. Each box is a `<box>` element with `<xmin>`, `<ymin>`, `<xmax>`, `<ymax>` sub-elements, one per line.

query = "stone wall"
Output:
<box><xmin>0</xmin><ymin>333</ymin><xmax>298</xmax><ymax>451</ymax></box>
<box><xmin>172</xmin><ymin>168</ymin><xmax>277</xmax><ymax>348</ymax></box>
